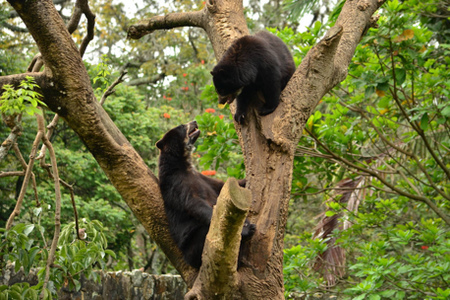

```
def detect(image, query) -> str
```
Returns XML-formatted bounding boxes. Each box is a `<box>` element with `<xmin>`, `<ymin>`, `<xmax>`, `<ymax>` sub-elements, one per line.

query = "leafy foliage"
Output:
<box><xmin>283</xmin><ymin>0</ymin><xmax>450</xmax><ymax>298</ymax></box>
<box><xmin>0</xmin><ymin>76</ymin><xmax>45</xmax><ymax>116</ymax></box>
<box><xmin>0</xmin><ymin>219</ymin><xmax>114</xmax><ymax>298</ymax></box>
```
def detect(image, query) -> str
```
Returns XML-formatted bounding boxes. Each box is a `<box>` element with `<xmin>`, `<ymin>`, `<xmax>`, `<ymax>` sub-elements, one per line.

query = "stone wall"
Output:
<box><xmin>1</xmin><ymin>263</ymin><xmax>187</xmax><ymax>299</ymax></box>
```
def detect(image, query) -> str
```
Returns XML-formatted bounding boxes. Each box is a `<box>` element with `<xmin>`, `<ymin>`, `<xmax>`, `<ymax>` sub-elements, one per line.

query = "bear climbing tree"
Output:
<box><xmin>156</xmin><ymin>121</ymin><xmax>255</xmax><ymax>269</ymax></box>
<box><xmin>1</xmin><ymin>0</ymin><xmax>386</xmax><ymax>299</ymax></box>
<box><xmin>211</xmin><ymin>31</ymin><xmax>296</xmax><ymax>124</ymax></box>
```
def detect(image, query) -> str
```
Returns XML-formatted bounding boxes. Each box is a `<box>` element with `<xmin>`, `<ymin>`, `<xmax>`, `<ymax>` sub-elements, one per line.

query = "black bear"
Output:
<box><xmin>156</xmin><ymin>121</ymin><xmax>256</xmax><ymax>268</ymax></box>
<box><xmin>210</xmin><ymin>31</ymin><xmax>296</xmax><ymax>124</ymax></box>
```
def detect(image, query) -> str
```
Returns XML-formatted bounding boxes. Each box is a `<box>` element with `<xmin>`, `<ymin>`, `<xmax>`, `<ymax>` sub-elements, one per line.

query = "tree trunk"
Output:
<box><xmin>2</xmin><ymin>0</ymin><xmax>385</xmax><ymax>298</ymax></box>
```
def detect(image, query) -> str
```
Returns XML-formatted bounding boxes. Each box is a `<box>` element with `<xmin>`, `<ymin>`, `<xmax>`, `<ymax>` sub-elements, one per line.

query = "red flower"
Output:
<box><xmin>183</xmin><ymin>73</ymin><xmax>187</xmax><ymax>77</ymax></box>
<box><xmin>219</xmin><ymin>115</ymin><xmax>224</xmax><ymax>119</ymax></box>
<box><xmin>421</xmin><ymin>245</ymin><xmax>429</xmax><ymax>250</ymax></box>
<box><xmin>201</xmin><ymin>60</ymin><xmax>205</xmax><ymax>64</ymax></box>
<box><xmin>201</xmin><ymin>170</ymin><xmax>216</xmax><ymax>176</ymax></box>
<box><xmin>205</xmin><ymin>108</ymin><xmax>216</xmax><ymax>113</ymax></box>
<box><xmin>163</xmin><ymin>113</ymin><xmax>170</xmax><ymax>119</ymax></box>
<box><xmin>163</xmin><ymin>95</ymin><xmax>166</xmax><ymax>99</ymax></box>
<box><xmin>167</xmin><ymin>97</ymin><xmax>172</xmax><ymax>101</ymax></box>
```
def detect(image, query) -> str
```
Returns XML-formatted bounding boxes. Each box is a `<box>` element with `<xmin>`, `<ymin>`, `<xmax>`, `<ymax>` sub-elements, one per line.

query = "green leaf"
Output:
<box><xmin>420</xmin><ymin>113</ymin><xmax>429</xmax><ymax>131</ymax></box>
<box><xmin>441</xmin><ymin>105</ymin><xmax>450</xmax><ymax>117</ymax></box>
<box><xmin>377</xmin><ymin>81</ymin><xmax>390</xmax><ymax>91</ymax></box>
<box><xmin>354</xmin><ymin>293</ymin><xmax>367</xmax><ymax>300</ymax></box>
<box><xmin>396</xmin><ymin>290</ymin><xmax>405</xmax><ymax>299</ymax></box>
<box><xmin>365</xmin><ymin>86</ymin><xmax>375</xmax><ymax>98</ymax></box>
<box><xmin>8</xmin><ymin>290</ymin><xmax>22</xmax><ymax>300</ymax></box>
<box><xmin>23</xmin><ymin>225</ymin><xmax>35</xmax><ymax>236</ymax></box>
<box><xmin>379</xmin><ymin>290</ymin><xmax>396</xmax><ymax>297</ymax></box>
<box><xmin>378</xmin><ymin>96</ymin><xmax>391</xmax><ymax>109</ymax></box>
<box><xmin>105</xmin><ymin>249</ymin><xmax>117</xmax><ymax>259</ymax></box>
<box><xmin>325</xmin><ymin>211</ymin><xmax>336</xmax><ymax>217</ymax></box>
<box><xmin>395</xmin><ymin>68</ymin><xmax>406</xmax><ymax>85</ymax></box>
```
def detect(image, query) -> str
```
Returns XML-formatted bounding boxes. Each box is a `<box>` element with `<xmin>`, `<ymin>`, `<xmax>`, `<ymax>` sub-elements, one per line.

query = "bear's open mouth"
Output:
<box><xmin>189</xmin><ymin>127</ymin><xmax>200</xmax><ymax>138</ymax></box>
<box><xmin>187</xmin><ymin>121</ymin><xmax>200</xmax><ymax>143</ymax></box>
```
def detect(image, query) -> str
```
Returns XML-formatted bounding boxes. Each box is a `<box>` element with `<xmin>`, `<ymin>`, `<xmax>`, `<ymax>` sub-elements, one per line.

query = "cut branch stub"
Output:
<box><xmin>186</xmin><ymin>178</ymin><xmax>252</xmax><ymax>299</ymax></box>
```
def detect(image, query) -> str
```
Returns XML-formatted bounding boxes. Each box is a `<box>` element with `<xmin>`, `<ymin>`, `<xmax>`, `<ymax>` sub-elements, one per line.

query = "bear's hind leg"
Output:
<box><xmin>182</xmin><ymin>226</ymin><xmax>209</xmax><ymax>269</ymax></box>
<box><xmin>258</xmin><ymin>80</ymin><xmax>281</xmax><ymax>116</ymax></box>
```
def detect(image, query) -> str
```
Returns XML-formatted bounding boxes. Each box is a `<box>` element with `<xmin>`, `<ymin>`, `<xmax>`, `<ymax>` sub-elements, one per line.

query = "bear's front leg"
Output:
<box><xmin>234</xmin><ymin>87</ymin><xmax>255</xmax><ymax>124</ymax></box>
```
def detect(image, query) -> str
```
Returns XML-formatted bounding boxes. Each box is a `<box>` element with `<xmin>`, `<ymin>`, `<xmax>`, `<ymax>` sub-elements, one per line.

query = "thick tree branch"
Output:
<box><xmin>67</xmin><ymin>0</ymin><xmax>96</xmax><ymax>57</ymax></box>
<box><xmin>0</xmin><ymin>72</ymin><xmax>46</xmax><ymax>90</ymax></box>
<box><xmin>127</xmin><ymin>10</ymin><xmax>206</xmax><ymax>40</ymax></box>
<box><xmin>7</xmin><ymin>0</ymin><xmax>70</xmax><ymax>19</ymax></box>
<box><xmin>332</xmin><ymin>1</ymin><xmax>385</xmax><ymax>83</ymax></box>
<box><xmin>28</xmin><ymin>54</ymin><xmax>45</xmax><ymax>73</ymax></box>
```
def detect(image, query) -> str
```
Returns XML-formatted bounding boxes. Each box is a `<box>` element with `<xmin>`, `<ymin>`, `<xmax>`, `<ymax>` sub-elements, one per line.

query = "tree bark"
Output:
<box><xmin>2</xmin><ymin>0</ymin><xmax>385</xmax><ymax>297</ymax></box>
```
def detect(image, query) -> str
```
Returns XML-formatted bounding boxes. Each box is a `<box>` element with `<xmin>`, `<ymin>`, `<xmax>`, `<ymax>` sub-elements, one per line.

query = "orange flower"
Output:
<box><xmin>163</xmin><ymin>113</ymin><xmax>170</xmax><ymax>119</ymax></box>
<box><xmin>205</xmin><ymin>108</ymin><xmax>216</xmax><ymax>113</ymax></box>
<box><xmin>167</xmin><ymin>97</ymin><xmax>172</xmax><ymax>101</ymax></box>
<box><xmin>219</xmin><ymin>115</ymin><xmax>224</xmax><ymax>119</ymax></box>
<box><xmin>201</xmin><ymin>60</ymin><xmax>205</xmax><ymax>64</ymax></box>
<box><xmin>201</xmin><ymin>170</ymin><xmax>216</xmax><ymax>176</ymax></box>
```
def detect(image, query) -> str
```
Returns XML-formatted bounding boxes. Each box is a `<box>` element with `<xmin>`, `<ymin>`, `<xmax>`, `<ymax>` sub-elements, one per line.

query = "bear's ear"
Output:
<box><xmin>210</xmin><ymin>70</ymin><xmax>215</xmax><ymax>76</ymax></box>
<box><xmin>156</xmin><ymin>139</ymin><xmax>164</xmax><ymax>150</ymax></box>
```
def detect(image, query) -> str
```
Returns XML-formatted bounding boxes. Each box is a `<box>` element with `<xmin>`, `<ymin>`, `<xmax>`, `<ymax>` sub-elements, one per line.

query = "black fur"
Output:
<box><xmin>156</xmin><ymin>121</ymin><xmax>255</xmax><ymax>268</ymax></box>
<box><xmin>211</xmin><ymin>31</ymin><xmax>296</xmax><ymax>124</ymax></box>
